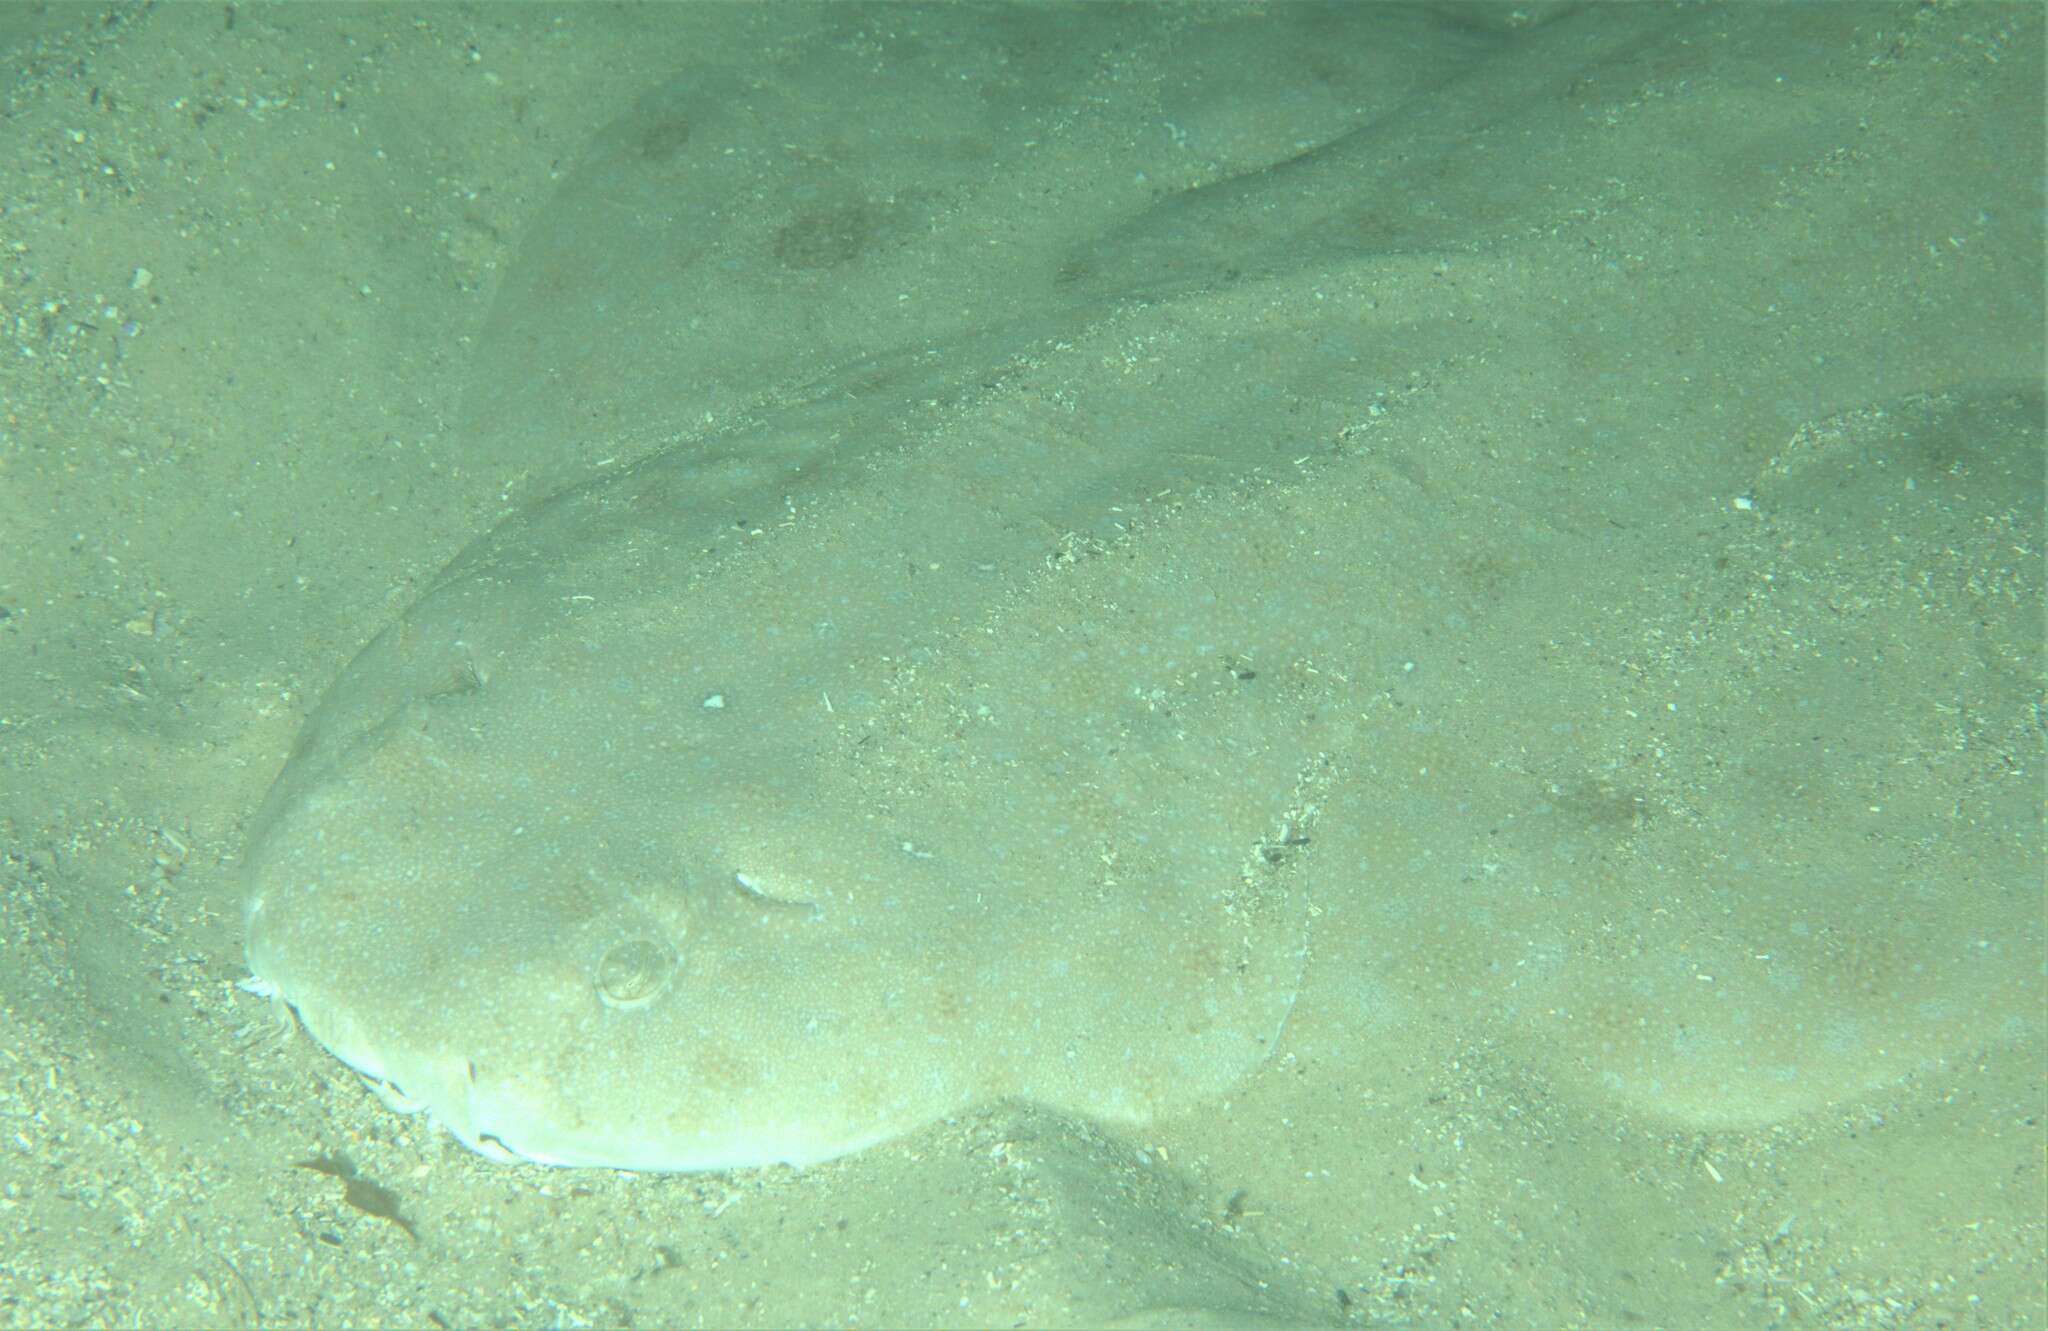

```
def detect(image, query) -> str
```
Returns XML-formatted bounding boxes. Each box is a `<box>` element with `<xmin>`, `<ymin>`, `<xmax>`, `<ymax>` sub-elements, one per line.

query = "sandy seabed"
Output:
<box><xmin>0</xmin><ymin>4</ymin><xmax>2042</xmax><ymax>1327</ymax></box>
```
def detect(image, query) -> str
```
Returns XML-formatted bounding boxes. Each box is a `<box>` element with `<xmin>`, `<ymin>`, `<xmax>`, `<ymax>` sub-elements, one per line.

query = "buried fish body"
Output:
<box><xmin>241</xmin><ymin>4</ymin><xmax>2039</xmax><ymax>1172</ymax></box>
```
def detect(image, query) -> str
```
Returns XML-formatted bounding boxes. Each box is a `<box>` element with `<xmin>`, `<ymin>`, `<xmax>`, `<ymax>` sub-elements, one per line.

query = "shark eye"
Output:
<box><xmin>594</xmin><ymin>936</ymin><xmax>677</xmax><ymax>1010</ymax></box>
